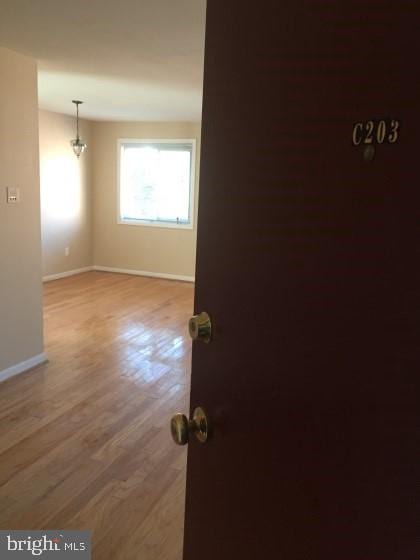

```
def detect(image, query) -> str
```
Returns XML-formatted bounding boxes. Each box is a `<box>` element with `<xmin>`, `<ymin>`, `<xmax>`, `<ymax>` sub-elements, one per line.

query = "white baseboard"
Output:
<box><xmin>0</xmin><ymin>353</ymin><xmax>48</xmax><ymax>384</ymax></box>
<box><xmin>43</xmin><ymin>266</ymin><xmax>94</xmax><ymax>282</ymax></box>
<box><xmin>93</xmin><ymin>265</ymin><xmax>195</xmax><ymax>283</ymax></box>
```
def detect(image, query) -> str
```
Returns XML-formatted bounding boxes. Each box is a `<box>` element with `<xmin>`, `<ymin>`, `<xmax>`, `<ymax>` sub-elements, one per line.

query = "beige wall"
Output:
<box><xmin>0</xmin><ymin>48</ymin><xmax>44</xmax><ymax>373</ymax></box>
<box><xmin>39</xmin><ymin>110</ymin><xmax>92</xmax><ymax>277</ymax></box>
<box><xmin>92</xmin><ymin>121</ymin><xmax>200</xmax><ymax>279</ymax></box>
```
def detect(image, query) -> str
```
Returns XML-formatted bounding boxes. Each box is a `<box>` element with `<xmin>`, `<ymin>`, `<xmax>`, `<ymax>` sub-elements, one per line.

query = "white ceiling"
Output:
<box><xmin>0</xmin><ymin>0</ymin><xmax>206</xmax><ymax>121</ymax></box>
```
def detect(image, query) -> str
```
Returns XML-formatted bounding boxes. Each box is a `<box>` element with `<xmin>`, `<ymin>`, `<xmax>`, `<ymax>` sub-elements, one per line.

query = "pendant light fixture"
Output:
<box><xmin>70</xmin><ymin>100</ymin><xmax>87</xmax><ymax>158</ymax></box>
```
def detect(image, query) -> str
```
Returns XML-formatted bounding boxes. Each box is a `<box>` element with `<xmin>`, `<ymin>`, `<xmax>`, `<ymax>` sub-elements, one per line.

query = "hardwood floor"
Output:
<box><xmin>0</xmin><ymin>271</ymin><xmax>194</xmax><ymax>559</ymax></box>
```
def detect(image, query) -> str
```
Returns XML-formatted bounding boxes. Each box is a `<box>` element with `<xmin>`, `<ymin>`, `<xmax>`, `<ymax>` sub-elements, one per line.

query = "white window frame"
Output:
<box><xmin>117</xmin><ymin>138</ymin><xmax>196</xmax><ymax>230</ymax></box>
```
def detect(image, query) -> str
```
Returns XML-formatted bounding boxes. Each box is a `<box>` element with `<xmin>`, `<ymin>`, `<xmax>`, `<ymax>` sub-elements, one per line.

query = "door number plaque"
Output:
<box><xmin>352</xmin><ymin>119</ymin><xmax>400</xmax><ymax>146</ymax></box>
<box><xmin>352</xmin><ymin>119</ymin><xmax>400</xmax><ymax>162</ymax></box>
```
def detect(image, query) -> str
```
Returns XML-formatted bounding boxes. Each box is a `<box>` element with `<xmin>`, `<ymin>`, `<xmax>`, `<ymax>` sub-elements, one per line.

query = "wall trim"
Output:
<box><xmin>0</xmin><ymin>353</ymin><xmax>48</xmax><ymax>384</ymax></box>
<box><xmin>43</xmin><ymin>266</ymin><xmax>94</xmax><ymax>282</ymax></box>
<box><xmin>93</xmin><ymin>265</ymin><xmax>195</xmax><ymax>283</ymax></box>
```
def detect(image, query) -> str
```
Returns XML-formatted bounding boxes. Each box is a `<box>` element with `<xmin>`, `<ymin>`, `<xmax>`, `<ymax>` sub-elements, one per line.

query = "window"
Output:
<box><xmin>118</xmin><ymin>139</ymin><xmax>195</xmax><ymax>228</ymax></box>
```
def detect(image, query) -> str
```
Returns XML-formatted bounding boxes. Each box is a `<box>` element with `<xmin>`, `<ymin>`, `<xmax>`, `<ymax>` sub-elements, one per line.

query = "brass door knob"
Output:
<box><xmin>189</xmin><ymin>312</ymin><xmax>212</xmax><ymax>343</ymax></box>
<box><xmin>170</xmin><ymin>407</ymin><xmax>210</xmax><ymax>445</ymax></box>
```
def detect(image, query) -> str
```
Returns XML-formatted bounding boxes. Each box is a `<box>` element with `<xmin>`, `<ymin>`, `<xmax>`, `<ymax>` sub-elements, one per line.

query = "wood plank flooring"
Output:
<box><xmin>0</xmin><ymin>271</ymin><xmax>194</xmax><ymax>559</ymax></box>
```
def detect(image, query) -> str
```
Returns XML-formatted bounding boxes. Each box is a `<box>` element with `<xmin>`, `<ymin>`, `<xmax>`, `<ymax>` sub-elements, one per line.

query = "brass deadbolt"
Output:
<box><xmin>189</xmin><ymin>312</ymin><xmax>212</xmax><ymax>343</ymax></box>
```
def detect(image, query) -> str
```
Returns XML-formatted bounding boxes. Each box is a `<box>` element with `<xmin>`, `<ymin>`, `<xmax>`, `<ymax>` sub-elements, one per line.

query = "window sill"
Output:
<box><xmin>117</xmin><ymin>219</ymin><xmax>194</xmax><ymax>230</ymax></box>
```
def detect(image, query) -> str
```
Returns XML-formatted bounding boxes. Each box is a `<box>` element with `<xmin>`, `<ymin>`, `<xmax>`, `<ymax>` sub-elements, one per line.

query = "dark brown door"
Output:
<box><xmin>183</xmin><ymin>2</ymin><xmax>420</xmax><ymax>558</ymax></box>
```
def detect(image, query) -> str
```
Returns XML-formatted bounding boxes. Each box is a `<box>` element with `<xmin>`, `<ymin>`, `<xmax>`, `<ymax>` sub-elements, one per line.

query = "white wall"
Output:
<box><xmin>38</xmin><ymin>118</ymin><xmax>200</xmax><ymax>281</ymax></box>
<box><xmin>39</xmin><ymin>110</ymin><xmax>93</xmax><ymax>277</ymax></box>
<box><xmin>0</xmin><ymin>48</ymin><xmax>45</xmax><ymax>376</ymax></box>
<box><xmin>92</xmin><ymin>121</ymin><xmax>200</xmax><ymax>279</ymax></box>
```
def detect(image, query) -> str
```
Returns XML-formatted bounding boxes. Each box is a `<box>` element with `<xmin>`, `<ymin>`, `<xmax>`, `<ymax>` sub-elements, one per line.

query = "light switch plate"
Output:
<box><xmin>7</xmin><ymin>187</ymin><xmax>20</xmax><ymax>204</ymax></box>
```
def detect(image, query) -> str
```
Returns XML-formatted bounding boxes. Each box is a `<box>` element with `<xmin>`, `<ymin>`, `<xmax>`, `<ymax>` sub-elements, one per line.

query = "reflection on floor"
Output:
<box><xmin>0</xmin><ymin>271</ymin><xmax>194</xmax><ymax>560</ymax></box>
